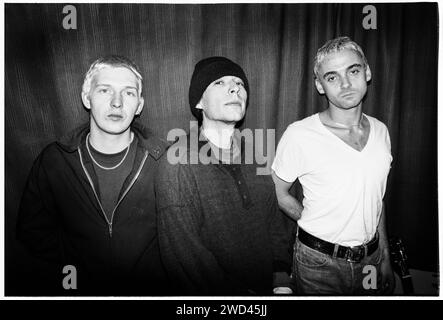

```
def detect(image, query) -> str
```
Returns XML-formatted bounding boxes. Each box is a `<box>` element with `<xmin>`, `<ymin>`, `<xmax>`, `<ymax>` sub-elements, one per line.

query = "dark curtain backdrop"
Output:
<box><xmin>5</xmin><ymin>3</ymin><xmax>438</xmax><ymax>294</ymax></box>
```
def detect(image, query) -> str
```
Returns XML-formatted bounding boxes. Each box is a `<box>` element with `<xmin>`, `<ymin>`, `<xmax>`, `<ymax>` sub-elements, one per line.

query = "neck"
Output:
<box><xmin>201</xmin><ymin>120</ymin><xmax>236</xmax><ymax>150</ymax></box>
<box><xmin>89</xmin><ymin>125</ymin><xmax>133</xmax><ymax>154</ymax></box>
<box><xmin>326</xmin><ymin>105</ymin><xmax>363</xmax><ymax>127</ymax></box>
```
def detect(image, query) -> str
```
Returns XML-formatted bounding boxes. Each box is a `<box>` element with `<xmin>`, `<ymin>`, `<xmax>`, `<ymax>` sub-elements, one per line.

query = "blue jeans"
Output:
<box><xmin>293</xmin><ymin>237</ymin><xmax>383</xmax><ymax>295</ymax></box>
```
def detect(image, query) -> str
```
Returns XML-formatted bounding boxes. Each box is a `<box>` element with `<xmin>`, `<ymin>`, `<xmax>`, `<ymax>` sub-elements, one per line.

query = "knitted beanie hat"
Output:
<box><xmin>189</xmin><ymin>56</ymin><xmax>249</xmax><ymax>122</ymax></box>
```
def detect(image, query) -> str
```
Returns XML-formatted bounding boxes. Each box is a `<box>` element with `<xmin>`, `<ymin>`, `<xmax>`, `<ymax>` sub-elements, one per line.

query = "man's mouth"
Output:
<box><xmin>341</xmin><ymin>91</ymin><xmax>356</xmax><ymax>98</ymax></box>
<box><xmin>108</xmin><ymin>114</ymin><xmax>124</xmax><ymax>120</ymax></box>
<box><xmin>225</xmin><ymin>101</ymin><xmax>242</xmax><ymax>107</ymax></box>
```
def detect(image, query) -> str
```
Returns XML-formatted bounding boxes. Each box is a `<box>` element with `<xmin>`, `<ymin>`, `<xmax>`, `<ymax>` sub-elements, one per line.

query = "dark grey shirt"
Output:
<box><xmin>155</xmin><ymin>127</ymin><xmax>294</xmax><ymax>295</ymax></box>
<box><xmin>88</xmin><ymin>137</ymin><xmax>138</xmax><ymax>221</ymax></box>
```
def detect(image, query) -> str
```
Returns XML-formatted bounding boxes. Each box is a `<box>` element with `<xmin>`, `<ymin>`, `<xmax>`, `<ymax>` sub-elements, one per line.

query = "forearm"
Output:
<box><xmin>377</xmin><ymin>202</ymin><xmax>396</xmax><ymax>293</ymax></box>
<box><xmin>377</xmin><ymin>202</ymin><xmax>390</xmax><ymax>258</ymax></box>
<box><xmin>277</xmin><ymin>193</ymin><xmax>303</xmax><ymax>221</ymax></box>
<box><xmin>271</xmin><ymin>171</ymin><xmax>303</xmax><ymax>221</ymax></box>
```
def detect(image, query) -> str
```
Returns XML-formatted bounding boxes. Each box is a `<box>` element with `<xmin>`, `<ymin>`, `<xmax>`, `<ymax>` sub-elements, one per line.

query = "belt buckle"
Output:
<box><xmin>345</xmin><ymin>246</ymin><xmax>365</xmax><ymax>263</ymax></box>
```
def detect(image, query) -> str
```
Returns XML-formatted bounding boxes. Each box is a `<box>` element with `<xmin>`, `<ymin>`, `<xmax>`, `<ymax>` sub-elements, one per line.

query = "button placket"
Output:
<box><xmin>225</xmin><ymin>165</ymin><xmax>252</xmax><ymax>209</ymax></box>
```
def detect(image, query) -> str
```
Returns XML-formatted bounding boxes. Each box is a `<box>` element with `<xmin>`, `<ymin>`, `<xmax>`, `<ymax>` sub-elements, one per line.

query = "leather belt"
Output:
<box><xmin>298</xmin><ymin>228</ymin><xmax>379</xmax><ymax>263</ymax></box>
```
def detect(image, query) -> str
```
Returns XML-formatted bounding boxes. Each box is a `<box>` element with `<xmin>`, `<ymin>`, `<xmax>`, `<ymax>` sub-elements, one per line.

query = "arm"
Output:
<box><xmin>271</xmin><ymin>170</ymin><xmax>303</xmax><ymax>221</ymax></box>
<box><xmin>16</xmin><ymin>152</ymin><xmax>63</xmax><ymax>264</ymax></box>
<box><xmin>268</xmin><ymin>189</ymin><xmax>297</xmax><ymax>294</ymax></box>
<box><xmin>377</xmin><ymin>202</ymin><xmax>395</xmax><ymax>294</ymax></box>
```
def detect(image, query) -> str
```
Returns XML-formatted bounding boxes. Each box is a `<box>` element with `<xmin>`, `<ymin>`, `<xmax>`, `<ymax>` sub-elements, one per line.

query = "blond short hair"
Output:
<box><xmin>82</xmin><ymin>55</ymin><xmax>143</xmax><ymax>96</ymax></box>
<box><xmin>314</xmin><ymin>36</ymin><xmax>368</xmax><ymax>79</ymax></box>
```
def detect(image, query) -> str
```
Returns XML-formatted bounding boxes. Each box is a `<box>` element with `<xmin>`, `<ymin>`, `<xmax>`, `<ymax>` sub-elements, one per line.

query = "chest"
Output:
<box><xmin>299</xmin><ymin>132</ymin><xmax>391</xmax><ymax>187</ymax></box>
<box><xmin>192</xmin><ymin>164</ymin><xmax>273</xmax><ymax>219</ymax></box>
<box><xmin>329</xmin><ymin>127</ymin><xmax>370</xmax><ymax>152</ymax></box>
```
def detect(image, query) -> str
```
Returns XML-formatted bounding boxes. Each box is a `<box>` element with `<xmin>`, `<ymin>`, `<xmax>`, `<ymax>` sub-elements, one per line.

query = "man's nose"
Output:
<box><xmin>229</xmin><ymin>82</ymin><xmax>240</xmax><ymax>94</ymax></box>
<box><xmin>341</xmin><ymin>75</ymin><xmax>351</xmax><ymax>89</ymax></box>
<box><xmin>111</xmin><ymin>93</ymin><xmax>122</xmax><ymax>108</ymax></box>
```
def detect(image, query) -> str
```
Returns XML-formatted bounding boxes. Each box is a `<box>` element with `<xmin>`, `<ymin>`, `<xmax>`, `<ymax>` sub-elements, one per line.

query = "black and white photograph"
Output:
<box><xmin>3</xmin><ymin>1</ymin><xmax>439</xmax><ymax>300</ymax></box>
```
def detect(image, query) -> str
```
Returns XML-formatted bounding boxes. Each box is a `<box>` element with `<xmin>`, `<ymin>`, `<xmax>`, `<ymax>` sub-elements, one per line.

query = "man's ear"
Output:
<box><xmin>81</xmin><ymin>92</ymin><xmax>91</xmax><ymax>109</ymax></box>
<box><xmin>314</xmin><ymin>78</ymin><xmax>325</xmax><ymax>95</ymax></box>
<box><xmin>135</xmin><ymin>97</ymin><xmax>144</xmax><ymax>115</ymax></box>
<box><xmin>365</xmin><ymin>65</ymin><xmax>372</xmax><ymax>82</ymax></box>
<box><xmin>195</xmin><ymin>101</ymin><xmax>203</xmax><ymax>110</ymax></box>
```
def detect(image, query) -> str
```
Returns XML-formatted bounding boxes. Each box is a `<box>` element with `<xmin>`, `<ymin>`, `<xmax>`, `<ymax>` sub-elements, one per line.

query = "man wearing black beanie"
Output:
<box><xmin>155</xmin><ymin>56</ymin><xmax>294</xmax><ymax>295</ymax></box>
<box><xmin>188</xmin><ymin>56</ymin><xmax>250</xmax><ymax>125</ymax></box>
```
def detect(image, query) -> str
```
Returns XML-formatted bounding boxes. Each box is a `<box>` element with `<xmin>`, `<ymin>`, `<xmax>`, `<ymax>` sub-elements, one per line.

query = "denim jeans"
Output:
<box><xmin>293</xmin><ymin>237</ymin><xmax>383</xmax><ymax>295</ymax></box>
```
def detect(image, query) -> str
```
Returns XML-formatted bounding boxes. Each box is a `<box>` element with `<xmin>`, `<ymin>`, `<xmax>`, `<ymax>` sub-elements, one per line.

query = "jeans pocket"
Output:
<box><xmin>295</xmin><ymin>240</ymin><xmax>329</xmax><ymax>267</ymax></box>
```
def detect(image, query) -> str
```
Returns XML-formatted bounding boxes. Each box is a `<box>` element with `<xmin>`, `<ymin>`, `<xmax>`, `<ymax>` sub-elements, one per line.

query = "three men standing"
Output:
<box><xmin>17</xmin><ymin>38</ymin><xmax>395</xmax><ymax>296</ymax></box>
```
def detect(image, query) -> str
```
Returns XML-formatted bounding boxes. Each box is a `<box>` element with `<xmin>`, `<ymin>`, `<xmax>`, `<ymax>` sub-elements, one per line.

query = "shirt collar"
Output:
<box><xmin>199</xmin><ymin>128</ymin><xmax>242</xmax><ymax>164</ymax></box>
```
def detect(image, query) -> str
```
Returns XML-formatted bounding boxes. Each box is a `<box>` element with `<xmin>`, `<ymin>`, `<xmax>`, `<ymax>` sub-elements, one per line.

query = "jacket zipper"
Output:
<box><xmin>78</xmin><ymin>148</ymin><xmax>149</xmax><ymax>237</ymax></box>
<box><xmin>108</xmin><ymin>151</ymin><xmax>148</xmax><ymax>236</ymax></box>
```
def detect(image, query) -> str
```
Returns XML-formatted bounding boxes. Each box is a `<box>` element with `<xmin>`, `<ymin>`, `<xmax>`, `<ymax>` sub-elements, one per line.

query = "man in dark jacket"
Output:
<box><xmin>155</xmin><ymin>57</ymin><xmax>294</xmax><ymax>295</ymax></box>
<box><xmin>16</xmin><ymin>55</ymin><xmax>169</xmax><ymax>295</ymax></box>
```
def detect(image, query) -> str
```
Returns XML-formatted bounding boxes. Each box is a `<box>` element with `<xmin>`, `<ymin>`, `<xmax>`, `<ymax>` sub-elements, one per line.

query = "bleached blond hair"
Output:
<box><xmin>314</xmin><ymin>36</ymin><xmax>368</xmax><ymax>79</ymax></box>
<box><xmin>82</xmin><ymin>55</ymin><xmax>143</xmax><ymax>96</ymax></box>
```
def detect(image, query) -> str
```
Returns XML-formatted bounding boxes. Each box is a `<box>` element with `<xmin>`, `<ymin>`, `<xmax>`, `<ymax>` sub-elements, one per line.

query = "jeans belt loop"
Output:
<box><xmin>332</xmin><ymin>243</ymin><xmax>339</xmax><ymax>258</ymax></box>
<box><xmin>345</xmin><ymin>248</ymin><xmax>352</xmax><ymax>262</ymax></box>
<box><xmin>364</xmin><ymin>245</ymin><xmax>368</xmax><ymax>257</ymax></box>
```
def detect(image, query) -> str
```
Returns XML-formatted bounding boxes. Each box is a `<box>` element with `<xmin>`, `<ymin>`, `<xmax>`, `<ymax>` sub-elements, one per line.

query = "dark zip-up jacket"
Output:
<box><xmin>17</xmin><ymin>122</ymin><xmax>170</xmax><ymax>295</ymax></box>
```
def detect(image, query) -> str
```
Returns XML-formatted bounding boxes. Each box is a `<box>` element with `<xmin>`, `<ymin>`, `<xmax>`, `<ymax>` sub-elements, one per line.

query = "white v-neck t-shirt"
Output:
<box><xmin>272</xmin><ymin>113</ymin><xmax>392</xmax><ymax>246</ymax></box>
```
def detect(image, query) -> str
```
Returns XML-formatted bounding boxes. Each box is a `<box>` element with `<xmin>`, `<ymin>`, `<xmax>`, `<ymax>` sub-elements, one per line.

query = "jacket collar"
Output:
<box><xmin>56</xmin><ymin>121</ymin><xmax>169</xmax><ymax>160</ymax></box>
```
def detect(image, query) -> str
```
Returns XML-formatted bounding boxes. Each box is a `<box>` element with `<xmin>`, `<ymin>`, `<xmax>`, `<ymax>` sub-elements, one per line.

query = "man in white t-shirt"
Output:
<box><xmin>272</xmin><ymin>37</ymin><xmax>395</xmax><ymax>295</ymax></box>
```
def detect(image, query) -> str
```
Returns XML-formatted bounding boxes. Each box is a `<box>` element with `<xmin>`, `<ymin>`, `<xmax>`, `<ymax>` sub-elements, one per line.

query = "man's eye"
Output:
<box><xmin>126</xmin><ymin>90</ymin><xmax>136</xmax><ymax>97</ymax></box>
<box><xmin>350</xmin><ymin>69</ymin><xmax>360</xmax><ymax>75</ymax></box>
<box><xmin>327</xmin><ymin>76</ymin><xmax>336</xmax><ymax>82</ymax></box>
<box><xmin>98</xmin><ymin>88</ymin><xmax>109</xmax><ymax>93</ymax></box>
<box><xmin>214</xmin><ymin>80</ymin><xmax>224</xmax><ymax>85</ymax></box>
<box><xmin>236</xmin><ymin>81</ymin><xmax>244</xmax><ymax>86</ymax></box>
